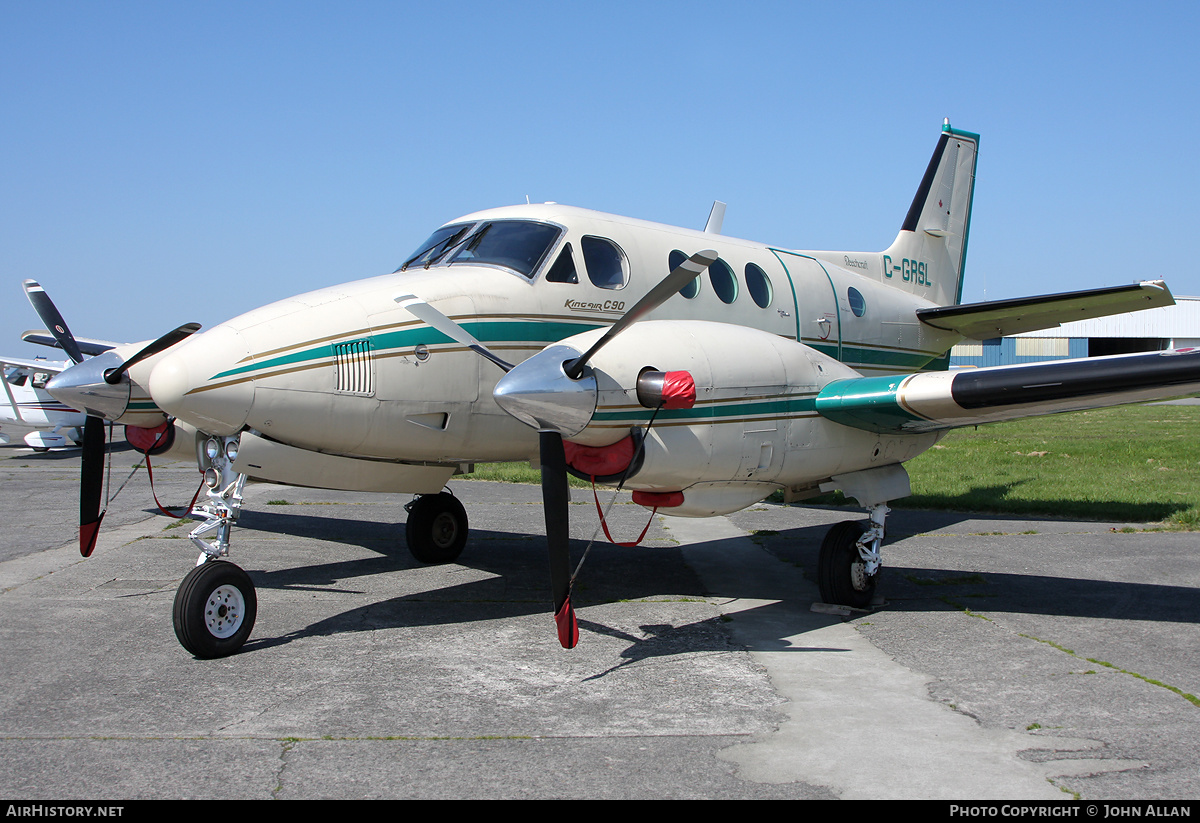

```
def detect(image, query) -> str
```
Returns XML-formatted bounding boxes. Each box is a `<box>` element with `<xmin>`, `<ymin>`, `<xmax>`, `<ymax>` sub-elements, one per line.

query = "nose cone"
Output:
<box><xmin>149</xmin><ymin>326</ymin><xmax>254</xmax><ymax>436</ymax></box>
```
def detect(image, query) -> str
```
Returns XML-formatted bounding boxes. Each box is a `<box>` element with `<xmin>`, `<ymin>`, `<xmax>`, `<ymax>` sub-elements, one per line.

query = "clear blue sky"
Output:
<box><xmin>4</xmin><ymin>1</ymin><xmax>1198</xmax><ymax>355</ymax></box>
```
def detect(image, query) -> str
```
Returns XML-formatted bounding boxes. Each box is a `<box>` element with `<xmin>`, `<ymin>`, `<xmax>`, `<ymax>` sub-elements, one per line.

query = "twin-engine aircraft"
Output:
<box><xmin>27</xmin><ymin>121</ymin><xmax>1200</xmax><ymax>658</ymax></box>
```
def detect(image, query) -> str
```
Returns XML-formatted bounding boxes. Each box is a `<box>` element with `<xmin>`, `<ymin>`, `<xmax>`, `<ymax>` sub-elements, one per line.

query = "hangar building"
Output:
<box><xmin>949</xmin><ymin>295</ymin><xmax>1200</xmax><ymax>368</ymax></box>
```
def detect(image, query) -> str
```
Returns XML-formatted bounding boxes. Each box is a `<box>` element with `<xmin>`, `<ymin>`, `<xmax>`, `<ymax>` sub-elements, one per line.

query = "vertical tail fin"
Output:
<box><xmin>882</xmin><ymin>121</ymin><xmax>978</xmax><ymax>307</ymax></box>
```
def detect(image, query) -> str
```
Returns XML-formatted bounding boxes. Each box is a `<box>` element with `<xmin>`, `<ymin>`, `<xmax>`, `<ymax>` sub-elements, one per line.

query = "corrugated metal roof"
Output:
<box><xmin>1014</xmin><ymin>296</ymin><xmax>1200</xmax><ymax>338</ymax></box>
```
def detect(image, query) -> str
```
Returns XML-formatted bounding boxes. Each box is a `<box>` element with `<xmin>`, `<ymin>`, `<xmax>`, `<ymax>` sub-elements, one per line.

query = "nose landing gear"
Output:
<box><xmin>173</xmin><ymin>433</ymin><xmax>256</xmax><ymax>658</ymax></box>
<box><xmin>173</xmin><ymin>560</ymin><xmax>257</xmax><ymax>659</ymax></box>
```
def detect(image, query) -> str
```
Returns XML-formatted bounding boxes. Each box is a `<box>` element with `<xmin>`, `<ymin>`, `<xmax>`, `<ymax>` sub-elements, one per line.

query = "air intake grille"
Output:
<box><xmin>333</xmin><ymin>339</ymin><xmax>374</xmax><ymax>395</ymax></box>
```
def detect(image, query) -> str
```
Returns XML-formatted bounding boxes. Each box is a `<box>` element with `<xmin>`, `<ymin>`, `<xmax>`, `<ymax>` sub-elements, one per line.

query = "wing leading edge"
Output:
<box><xmin>815</xmin><ymin>348</ymin><xmax>1200</xmax><ymax>434</ymax></box>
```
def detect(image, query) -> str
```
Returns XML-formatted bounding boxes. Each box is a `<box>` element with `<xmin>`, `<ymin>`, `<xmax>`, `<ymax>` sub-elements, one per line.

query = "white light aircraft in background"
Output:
<box><xmin>0</xmin><ymin>326</ymin><xmax>122</xmax><ymax>449</ymax></box>
<box><xmin>27</xmin><ymin>121</ymin><xmax>1200</xmax><ymax>659</ymax></box>
<box><xmin>1</xmin><ymin>355</ymin><xmax>84</xmax><ymax>450</ymax></box>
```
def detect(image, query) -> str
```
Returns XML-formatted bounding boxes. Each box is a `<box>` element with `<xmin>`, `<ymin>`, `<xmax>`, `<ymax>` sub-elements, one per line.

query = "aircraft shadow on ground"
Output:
<box><xmin>232</xmin><ymin>507</ymin><xmax>744</xmax><ymax>662</ymax></box>
<box><xmin>755</xmin><ymin>511</ymin><xmax>1200</xmax><ymax>625</ymax></box>
<box><xmin>224</xmin><ymin>505</ymin><xmax>1200</xmax><ymax>664</ymax></box>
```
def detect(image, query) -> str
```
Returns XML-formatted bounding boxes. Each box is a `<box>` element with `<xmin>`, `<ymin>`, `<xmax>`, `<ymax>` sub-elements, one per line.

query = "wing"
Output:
<box><xmin>815</xmin><ymin>348</ymin><xmax>1200</xmax><ymax>434</ymax></box>
<box><xmin>916</xmin><ymin>281</ymin><xmax>1174</xmax><ymax>339</ymax></box>
<box><xmin>0</xmin><ymin>355</ymin><xmax>69</xmax><ymax>375</ymax></box>
<box><xmin>21</xmin><ymin>330</ymin><xmax>117</xmax><ymax>356</ymax></box>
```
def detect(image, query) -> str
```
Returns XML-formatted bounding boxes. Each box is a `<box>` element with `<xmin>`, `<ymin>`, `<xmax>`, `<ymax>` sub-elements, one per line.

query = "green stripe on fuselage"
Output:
<box><xmin>211</xmin><ymin>320</ymin><xmax>602</xmax><ymax>381</ymax></box>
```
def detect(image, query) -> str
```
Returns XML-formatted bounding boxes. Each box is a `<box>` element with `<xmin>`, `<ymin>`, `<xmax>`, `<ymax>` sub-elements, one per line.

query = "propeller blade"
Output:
<box><xmin>395</xmin><ymin>294</ymin><xmax>514</xmax><ymax>372</ymax></box>
<box><xmin>23</xmin><ymin>280</ymin><xmax>85</xmax><ymax>365</ymax></box>
<box><xmin>540</xmin><ymin>430</ymin><xmax>578</xmax><ymax>649</ymax></box>
<box><xmin>564</xmin><ymin>249</ymin><xmax>717</xmax><ymax>379</ymax></box>
<box><xmin>104</xmin><ymin>323</ymin><xmax>202</xmax><ymax>384</ymax></box>
<box><xmin>79</xmin><ymin>417</ymin><xmax>107</xmax><ymax>557</ymax></box>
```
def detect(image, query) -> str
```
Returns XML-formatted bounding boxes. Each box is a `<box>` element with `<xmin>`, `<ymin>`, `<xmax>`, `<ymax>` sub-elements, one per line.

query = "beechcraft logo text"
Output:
<box><xmin>564</xmin><ymin>299</ymin><xmax>625</xmax><ymax>315</ymax></box>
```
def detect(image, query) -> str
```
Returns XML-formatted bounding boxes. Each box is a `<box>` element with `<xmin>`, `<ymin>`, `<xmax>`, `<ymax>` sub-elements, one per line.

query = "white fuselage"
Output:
<box><xmin>146</xmin><ymin>204</ymin><xmax>961</xmax><ymax>508</ymax></box>
<box><xmin>1</xmin><ymin>364</ymin><xmax>85</xmax><ymax>448</ymax></box>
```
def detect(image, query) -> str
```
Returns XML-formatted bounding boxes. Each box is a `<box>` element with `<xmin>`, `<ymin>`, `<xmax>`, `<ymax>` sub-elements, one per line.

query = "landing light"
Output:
<box><xmin>204</xmin><ymin>467</ymin><xmax>220</xmax><ymax>489</ymax></box>
<box><xmin>225</xmin><ymin>439</ymin><xmax>239</xmax><ymax>462</ymax></box>
<box><xmin>205</xmin><ymin>437</ymin><xmax>221</xmax><ymax>462</ymax></box>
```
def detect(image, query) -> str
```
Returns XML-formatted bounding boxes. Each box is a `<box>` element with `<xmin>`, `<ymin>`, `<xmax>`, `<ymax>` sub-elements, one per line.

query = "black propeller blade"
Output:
<box><xmin>540</xmin><ymin>431</ymin><xmax>578</xmax><ymax>649</ymax></box>
<box><xmin>23</xmin><ymin>280</ymin><xmax>85</xmax><ymax>364</ymax></box>
<box><xmin>79</xmin><ymin>417</ymin><xmax>107</xmax><ymax>558</ymax></box>
<box><xmin>104</xmin><ymin>323</ymin><xmax>202</xmax><ymax>385</ymax></box>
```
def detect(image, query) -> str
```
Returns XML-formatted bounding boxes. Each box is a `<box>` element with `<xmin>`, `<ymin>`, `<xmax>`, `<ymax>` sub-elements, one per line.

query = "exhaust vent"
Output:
<box><xmin>333</xmin><ymin>339</ymin><xmax>375</xmax><ymax>395</ymax></box>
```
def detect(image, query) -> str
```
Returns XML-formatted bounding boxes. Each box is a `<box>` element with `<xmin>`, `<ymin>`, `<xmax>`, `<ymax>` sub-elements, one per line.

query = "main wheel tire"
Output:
<box><xmin>817</xmin><ymin>520</ymin><xmax>878</xmax><ymax>609</ymax></box>
<box><xmin>405</xmin><ymin>493</ymin><xmax>468</xmax><ymax>564</ymax></box>
<box><xmin>173</xmin><ymin>560</ymin><xmax>257</xmax><ymax>658</ymax></box>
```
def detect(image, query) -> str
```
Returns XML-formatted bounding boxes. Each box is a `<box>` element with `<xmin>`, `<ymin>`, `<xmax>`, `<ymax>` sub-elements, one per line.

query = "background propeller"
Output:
<box><xmin>397</xmin><ymin>249</ymin><xmax>716</xmax><ymax>648</ymax></box>
<box><xmin>22</xmin><ymin>279</ymin><xmax>200</xmax><ymax>556</ymax></box>
<box><xmin>23</xmin><ymin>280</ymin><xmax>85</xmax><ymax>364</ymax></box>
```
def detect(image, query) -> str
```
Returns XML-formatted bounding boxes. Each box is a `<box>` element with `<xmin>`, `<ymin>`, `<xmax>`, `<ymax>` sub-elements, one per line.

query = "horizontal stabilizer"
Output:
<box><xmin>21</xmin><ymin>330</ymin><xmax>117</xmax><ymax>356</ymax></box>
<box><xmin>816</xmin><ymin>348</ymin><xmax>1200</xmax><ymax>434</ymax></box>
<box><xmin>916</xmin><ymin>281</ymin><xmax>1174</xmax><ymax>339</ymax></box>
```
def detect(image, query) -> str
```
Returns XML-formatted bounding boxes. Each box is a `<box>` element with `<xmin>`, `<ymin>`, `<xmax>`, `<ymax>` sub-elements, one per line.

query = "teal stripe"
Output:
<box><xmin>212</xmin><ymin>320</ymin><xmax>602</xmax><ymax>381</ymax></box>
<box><xmin>593</xmin><ymin>394</ymin><xmax>817</xmax><ymax>425</ymax></box>
<box><xmin>838</xmin><ymin>344</ymin><xmax>948</xmax><ymax>371</ymax></box>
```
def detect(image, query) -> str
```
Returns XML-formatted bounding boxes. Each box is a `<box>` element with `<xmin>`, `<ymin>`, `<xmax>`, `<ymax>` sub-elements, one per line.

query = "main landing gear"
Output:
<box><xmin>817</xmin><ymin>502</ymin><xmax>888</xmax><ymax>609</ymax></box>
<box><xmin>404</xmin><ymin>492</ymin><xmax>468</xmax><ymax>564</ymax></box>
<box><xmin>813</xmin><ymin>464</ymin><xmax>909</xmax><ymax>610</ymax></box>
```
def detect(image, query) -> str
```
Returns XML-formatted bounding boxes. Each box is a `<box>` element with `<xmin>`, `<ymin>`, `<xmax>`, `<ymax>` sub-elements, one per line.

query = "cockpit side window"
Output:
<box><xmin>5</xmin><ymin>369</ymin><xmax>27</xmax><ymax>387</ymax></box>
<box><xmin>448</xmin><ymin>220</ymin><xmax>562</xmax><ymax>279</ymax></box>
<box><xmin>545</xmin><ymin>243</ymin><xmax>578</xmax><ymax>283</ymax></box>
<box><xmin>398</xmin><ymin>222</ymin><xmax>475</xmax><ymax>271</ymax></box>
<box><xmin>582</xmin><ymin>236</ymin><xmax>627</xmax><ymax>290</ymax></box>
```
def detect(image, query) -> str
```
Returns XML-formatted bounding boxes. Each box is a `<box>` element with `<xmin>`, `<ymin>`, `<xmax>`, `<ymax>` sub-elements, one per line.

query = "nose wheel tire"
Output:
<box><xmin>405</xmin><ymin>492</ymin><xmax>468</xmax><ymax>564</ymax></box>
<box><xmin>173</xmin><ymin>560</ymin><xmax>257</xmax><ymax>658</ymax></box>
<box><xmin>817</xmin><ymin>520</ymin><xmax>878</xmax><ymax>609</ymax></box>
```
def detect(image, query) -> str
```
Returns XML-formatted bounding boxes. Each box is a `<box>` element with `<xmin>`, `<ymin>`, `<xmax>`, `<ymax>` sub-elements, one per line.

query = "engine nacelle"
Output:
<box><xmin>545</xmin><ymin>320</ymin><xmax>931</xmax><ymax>516</ymax></box>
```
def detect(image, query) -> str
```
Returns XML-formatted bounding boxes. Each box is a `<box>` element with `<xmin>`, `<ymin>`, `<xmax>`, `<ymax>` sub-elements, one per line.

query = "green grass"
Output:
<box><xmin>903</xmin><ymin>404</ymin><xmax>1200</xmax><ymax>527</ymax></box>
<box><xmin>468</xmin><ymin>461</ymin><xmax>593</xmax><ymax>488</ymax></box>
<box><xmin>462</xmin><ymin>403</ymin><xmax>1200</xmax><ymax>527</ymax></box>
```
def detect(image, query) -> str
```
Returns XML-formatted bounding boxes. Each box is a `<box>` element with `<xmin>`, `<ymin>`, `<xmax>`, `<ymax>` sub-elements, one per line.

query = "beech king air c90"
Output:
<box><xmin>31</xmin><ymin>121</ymin><xmax>1200</xmax><ymax>658</ymax></box>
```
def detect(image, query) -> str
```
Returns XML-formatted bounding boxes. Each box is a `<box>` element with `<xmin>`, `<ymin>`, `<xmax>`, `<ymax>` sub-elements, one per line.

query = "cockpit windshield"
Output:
<box><xmin>398</xmin><ymin>219</ymin><xmax>562</xmax><ymax>279</ymax></box>
<box><xmin>398</xmin><ymin>223</ymin><xmax>475</xmax><ymax>271</ymax></box>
